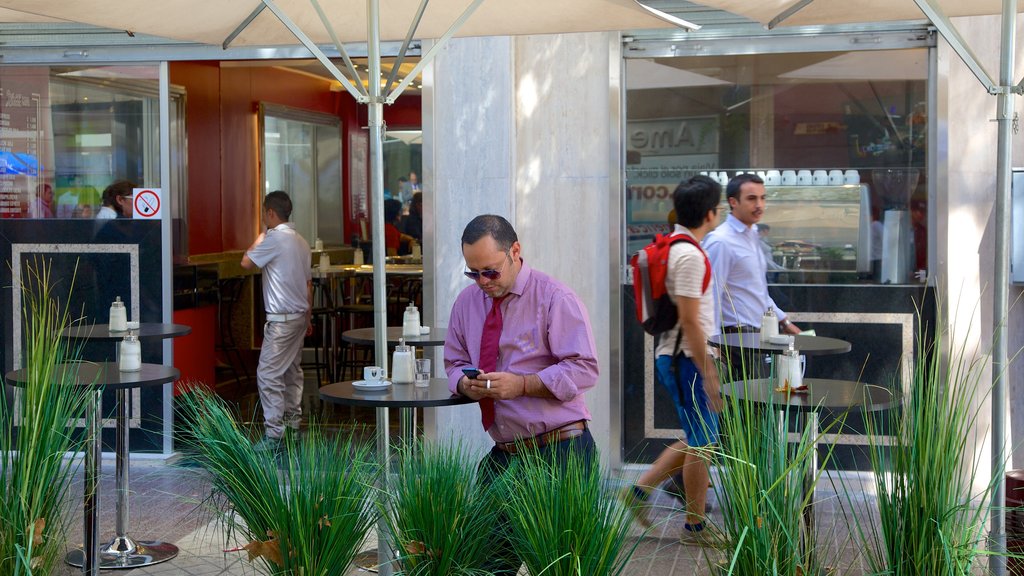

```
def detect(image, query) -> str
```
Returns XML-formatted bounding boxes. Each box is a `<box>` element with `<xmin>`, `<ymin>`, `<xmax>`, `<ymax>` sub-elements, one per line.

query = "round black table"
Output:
<box><xmin>59</xmin><ymin>323</ymin><xmax>191</xmax><ymax>571</ymax></box>
<box><xmin>320</xmin><ymin>378</ymin><xmax>474</xmax><ymax>574</ymax></box>
<box><xmin>708</xmin><ymin>333</ymin><xmax>851</xmax><ymax>356</ymax></box>
<box><xmin>340</xmin><ymin>326</ymin><xmax>447</xmax><ymax>347</ymax></box>
<box><xmin>320</xmin><ymin>377</ymin><xmax>473</xmax><ymax>409</ymax></box>
<box><xmin>61</xmin><ymin>323</ymin><xmax>192</xmax><ymax>341</ymax></box>
<box><xmin>723</xmin><ymin>377</ymin><xmax>897</xmax><ymax>412</ymax></box>
<box><xmin>5</xmin><ymin>362</ymin><xmax>180</xmax><ymax>575</ymax></box>
<box><xmin>722</xmin><ymin>377</ymin><xmax>898</xmax><ymax>536</ymax></box>
<box><xmin>339</xmin><ymin>327</ymin><xmax>448</xmax><ymax>443</ymax></box>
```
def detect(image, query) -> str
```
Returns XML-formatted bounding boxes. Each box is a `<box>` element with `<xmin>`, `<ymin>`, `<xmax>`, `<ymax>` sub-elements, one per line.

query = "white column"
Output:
<box><xmin>423</xmin><ymin>32</ymin><xmax>620</xmax><ymax>465</ymax></box>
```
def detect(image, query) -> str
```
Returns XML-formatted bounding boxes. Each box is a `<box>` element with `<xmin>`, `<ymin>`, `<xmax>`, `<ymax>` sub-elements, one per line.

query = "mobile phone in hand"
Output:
<box><xmin>462</xmin><ymin>367</ymin><xmax>481</xmax><ymax>380</ymax></box>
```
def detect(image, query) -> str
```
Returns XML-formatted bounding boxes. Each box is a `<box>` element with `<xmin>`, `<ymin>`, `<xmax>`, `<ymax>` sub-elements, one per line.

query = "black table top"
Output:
<box><xmin>61</xmin><ymin>323</ymin><xmax>192</xmax><ymax>341</ymax></box>
<box><xmin>319</xmin><ymin>378</ymin><xmax>474</xmax><ymax>408</ymax></box>
<box><xmin>708</xmin><ymin>333</ymin><xmax>851</xmax><ymax>356</ymax></box>
<box><xmin>722</xmin><ymin>378</ymin><xmax>898</xmax><ymax>413</ymax></box>
<box><xmin>5</xmin><ymin>362</ymin><xmax>180</xmax><ymax>391</ymax></box>
<box><xmin>341</xmin><ymin>327</ymin><xmax>447</xmax><ymax>347</ymax></box>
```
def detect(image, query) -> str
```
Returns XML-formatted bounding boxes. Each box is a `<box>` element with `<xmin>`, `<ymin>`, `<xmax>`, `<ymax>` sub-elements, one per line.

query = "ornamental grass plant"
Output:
<box><xmin>849</xmin><ymin>311</ymin><xmax>1002</xmax><ymax>575</ymax></box>
<box><xmin>378</xmin><ymin>441</ymin><xmax>501</xmax><ymax>576</ymax></box>
<box><xmin>712</xmin><ymin>346</ymin><xmax>847</xmax><ymax>576</ymax></box>
<box><xmin>0</xmin><ymin>259</ymin><xmax>91</xmax><ymax>575</ymax></box>
<box><xmin>501</xmin><ymin>448</ymin><xmax>641</xmax><ymax>576</ymax></box>
<box><xmin>176</xmin><ymin>389</ymin><xmax>378</xmax><ymax>575</ymax></box>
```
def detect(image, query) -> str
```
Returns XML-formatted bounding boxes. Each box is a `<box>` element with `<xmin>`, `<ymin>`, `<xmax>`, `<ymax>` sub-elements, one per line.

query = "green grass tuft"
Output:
<box><xmin>379</xmin><ymin>441</ymin><xmax>500</xmax><ymax>575</ymax></box>
<box><xmin>501</xmin><ymin>449</ymin><xmax>641</xmax><ymax>576</ymax></box>
<box><xmin>0</xmin><ymin>258</ymin><xmax>91</xmax><ymax>575</ymax></box>
<box><xmin>176</xmin><ymin>389</ymin><xmax>378</xmax><ymax>575</ymax></box>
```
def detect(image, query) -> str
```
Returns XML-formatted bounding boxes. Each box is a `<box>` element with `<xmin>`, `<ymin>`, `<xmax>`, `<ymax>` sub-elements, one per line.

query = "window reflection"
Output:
<box><xmin>625</xmin><ymin>48</ymin><xmax>928</xmax><ymax>285</ymax></box>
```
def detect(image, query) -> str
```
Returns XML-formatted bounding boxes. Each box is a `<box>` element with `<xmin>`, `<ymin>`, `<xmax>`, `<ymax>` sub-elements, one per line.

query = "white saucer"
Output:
<box><xmin>352</xmin><ymin>380</ymin><xmax>392</xmax><ymax>391</ymax></box>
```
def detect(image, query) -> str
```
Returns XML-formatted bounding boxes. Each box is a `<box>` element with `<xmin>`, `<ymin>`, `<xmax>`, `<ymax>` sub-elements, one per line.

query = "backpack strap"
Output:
<box><xmin>664</xmin><ymin>232</ymin><xmax>711</xmax><ymax>361</ymax></box>
<box><xmin>666</xmin><ymin>233</ymin><xmax>711</xmax><ymax>294</ymax></box>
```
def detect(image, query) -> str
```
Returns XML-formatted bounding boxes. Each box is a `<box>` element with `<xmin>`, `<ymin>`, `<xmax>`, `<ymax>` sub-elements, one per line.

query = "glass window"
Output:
<box><xmin>625</xmin><ymin>48</ymin><xmax>928</xmax><ymax>285</ymax></box>
<box><xmin>0</xmin><ymin>65</ymin><xmax>187</xmax><ymax>258</ymax></box>
<box><xmin>260</xmin><ymin>103</ymin><xmax>342</xmax><ymax>246</ymax></box>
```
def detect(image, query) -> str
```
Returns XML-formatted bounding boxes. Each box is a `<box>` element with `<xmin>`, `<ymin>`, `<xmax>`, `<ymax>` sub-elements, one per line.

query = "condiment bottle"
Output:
<box><xmin>109</xmin><ymin>296</ymin><xmax>128</xmax><ymax>332</ymax></box>
<box><xmin>119</xmin><ymin>332</ymin><xmax>141</xmax><ymax>372</ymax></box>
<box><xmin>776</xmin><ymin>342</ymin><xmax>802</xmax><ymax>390</ymax></box>
<box><xmin>391</xmin><ymin>339</ymin><xmax>415</xmax><ymax>384</ymax></box>
<box><xmin>402</xmin><ymin>302</ymin><xmax>421</xmax><ymax>337</ymax></box>
<box><xmin>760</xmin><ymin>308</ymin><xmax>778</xmax><ymax>342</ymax></box>
<box><xmin>353</xmin><ymin>246</ymin><xmax>364</xmax><ymax>266</ymax></box>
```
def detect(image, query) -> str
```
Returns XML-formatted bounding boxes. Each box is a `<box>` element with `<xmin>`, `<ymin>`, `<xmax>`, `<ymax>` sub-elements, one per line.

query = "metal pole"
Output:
<box><xmin>82</xmin><ymin>390</ymin><xmax>102</xmax><ymax>576</ymax></box>
<box><xmin>990</xmin><ymin>2</ymin><xmax>1016</xmax><ymax>575</ymax></box>
<box><xmin>367</xmin><ymin>1</ymin><xmax>392</xmax><ymax>575</ymax></box>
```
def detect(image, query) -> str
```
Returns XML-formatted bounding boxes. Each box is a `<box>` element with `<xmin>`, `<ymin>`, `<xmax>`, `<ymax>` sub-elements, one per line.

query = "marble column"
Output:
<box><xmin>422</xmin><ymin>32</ymin><xmax>621</xmax><ymax>464</ymax></box>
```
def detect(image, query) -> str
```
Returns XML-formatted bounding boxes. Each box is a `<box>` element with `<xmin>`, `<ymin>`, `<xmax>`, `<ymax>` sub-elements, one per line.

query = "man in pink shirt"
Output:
<box><xmin>445</xmin><ymin>214</ymin><xmax>599</xmax><ymax>574</ymax></box>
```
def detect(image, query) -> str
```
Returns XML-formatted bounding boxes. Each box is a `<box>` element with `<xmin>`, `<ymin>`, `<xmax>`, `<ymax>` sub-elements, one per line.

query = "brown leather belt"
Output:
<box><xmin>494</xmin><ymin>421</ymin><xmax>587</xmax><ymax>454</ymax></box>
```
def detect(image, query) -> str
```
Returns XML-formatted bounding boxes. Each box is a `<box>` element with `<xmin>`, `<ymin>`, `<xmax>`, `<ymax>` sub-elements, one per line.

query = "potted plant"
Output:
<box><xmin>176</xmin><ymin>389</ymin><xmax>378</xmax><ymax>575</ymax></box>
<box><xmin>710</xmin><ymin>375</ymin><xmax>848</xmax><ymax>576</ymax></box>
<box><xmin>850</xmin><ymin>312</ymin><xmax>1004</xmax><ymax>575</ymax></box>
<box><xmin>378</xmin><ymin>440</ymin><xmax>501</xmax><ymax>575</ymax></box>
<box><xmin>502</xmin><ymin>449</ymin><xmax>642</xmax><ymax>576</ymax></box>
<box><xmin>0</xmin><ymin>259</ymin><xmax>91</xmax><ymax>574</ymax></box>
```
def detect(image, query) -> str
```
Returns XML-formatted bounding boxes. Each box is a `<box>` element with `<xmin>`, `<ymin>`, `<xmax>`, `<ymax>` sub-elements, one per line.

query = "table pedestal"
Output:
<box><xmin>67</xmin><ymin>390</ymin><xmax>102</xmax><ymax>575</ymax></box>
<box><xmin>66</xmin><ymin>387</ymin><xmax>179</xmax><ymax>569</ymax></box>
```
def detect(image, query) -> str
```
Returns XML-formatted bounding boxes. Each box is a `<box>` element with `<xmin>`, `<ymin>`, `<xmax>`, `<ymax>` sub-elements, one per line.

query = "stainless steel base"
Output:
<box><xmin>65</xmin><ymin>537</ymin><xmax>178</xmax><ymax>569</ymax></box>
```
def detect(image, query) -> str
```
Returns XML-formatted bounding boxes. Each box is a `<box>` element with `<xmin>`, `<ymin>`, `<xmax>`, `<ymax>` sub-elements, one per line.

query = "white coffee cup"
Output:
<box><xmin>766</xmin><ymin>170</ymin><xmax>782</xmax><ymax>186</ymax></box>
<box><xmin>796</xmin><ymin>170</ymin><xmax>813</xmax><ymax>186</ymax></box>
<box><xmin>756</xmin><ymin>171</ymin><xmax>766</xmax><ymax>181</ymax></box>
<box><xmin>844</xmin><ymin>169</ymin><xmax>861</xmax><ymax>185</ymax></box>
<box><xmin>781</xmin><ymin>170</ymin><xmax>797</xmax><ymax>185</ymax></box>
<box><xmin>717</xmin><ymin>171</ymin><xmax>730</xmax><ymax>186</ymax></box>
<box><xmin>828</xmin><ymin>170</ymin><xmax>844</xmax><ymax>186</ymax></box>
<box><xmin>812</xmin><ymin>170</ymin><xmax>828</xmax><ymax>186</ymax></box>
<box><xmin>363</xmin><ymin>366</ymin><xmax>385</xmax><ymax>381</ymax></box>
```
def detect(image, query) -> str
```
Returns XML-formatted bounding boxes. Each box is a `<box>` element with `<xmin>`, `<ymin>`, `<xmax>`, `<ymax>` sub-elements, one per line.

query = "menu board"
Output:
<box><xmin>0</xmin><ymin>67</ymin><xmax>52</xmax><ymax>219</ymax></box>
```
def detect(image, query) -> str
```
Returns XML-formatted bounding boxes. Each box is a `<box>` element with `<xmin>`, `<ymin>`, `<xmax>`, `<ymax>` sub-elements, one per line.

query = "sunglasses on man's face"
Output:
<box><xmin>464</xmin><ymin>252</ymin><xmax>510</xmax><ymax>281</ymax></box>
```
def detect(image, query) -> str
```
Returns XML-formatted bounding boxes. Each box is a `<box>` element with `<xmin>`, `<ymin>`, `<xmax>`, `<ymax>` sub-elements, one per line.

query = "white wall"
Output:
<box><xmin>422</xmin><ymin>32</ymin><xmax>621</xmax><ymax>465</ymax></box>
<box><xmin>939</xmin><ymin>14</ymin><xmax>1024</xmax><ymax>479</ymax></box>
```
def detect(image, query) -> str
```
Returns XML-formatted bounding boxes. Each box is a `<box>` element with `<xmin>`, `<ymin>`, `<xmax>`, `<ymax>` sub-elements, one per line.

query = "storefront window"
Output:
<box><xmin>625</xmin><ymin>48</ymin><xmax>928</xmax><ymax>285</ymax></box>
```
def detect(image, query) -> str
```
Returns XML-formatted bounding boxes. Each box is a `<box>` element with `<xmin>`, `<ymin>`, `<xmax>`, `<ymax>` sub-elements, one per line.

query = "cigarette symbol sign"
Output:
<box><xmin>132</xmin><ymin>188</ymin><xmax>162</xmax><ymax>219</ymax></box>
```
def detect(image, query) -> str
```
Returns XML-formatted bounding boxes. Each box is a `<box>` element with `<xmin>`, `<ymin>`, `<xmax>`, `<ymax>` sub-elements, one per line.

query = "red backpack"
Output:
<box><xmin>630</xmin><ymin>232</ymin><xmax>711</xmax><ymax>335</ymax></box>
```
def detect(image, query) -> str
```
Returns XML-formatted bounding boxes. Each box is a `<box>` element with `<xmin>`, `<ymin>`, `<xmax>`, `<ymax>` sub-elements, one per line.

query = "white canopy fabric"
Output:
<box><xmin>0</xmin><ymin>0</ymin><xmax>677</xmax><ymax>44</ymax></box>
<box><xmin>680</xmin><ymin>0</ymin><xmax>1023</xmax><ymax>27</ymax></box>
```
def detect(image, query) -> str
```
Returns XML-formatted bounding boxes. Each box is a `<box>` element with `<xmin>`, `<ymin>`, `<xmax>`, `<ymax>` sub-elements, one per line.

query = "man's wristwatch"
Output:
<box><xmin>780</xmin><ymin>319</ymin><xmax>791</xmax><ymax>327</ymax></box>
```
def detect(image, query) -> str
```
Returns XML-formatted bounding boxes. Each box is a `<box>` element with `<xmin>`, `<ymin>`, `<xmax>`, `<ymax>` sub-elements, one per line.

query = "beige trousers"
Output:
<box><xmin>256</xmin><ymin>316</ymin><xmax>307</xmax><ymax>438</ymax></box>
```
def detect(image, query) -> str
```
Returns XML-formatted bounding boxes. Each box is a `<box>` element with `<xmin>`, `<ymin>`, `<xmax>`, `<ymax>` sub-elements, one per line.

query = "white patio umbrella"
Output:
<box><xmin>0</xmin><ymin>1</ymin><xmax>696</xmax><ymax>574</ymax></box>
<box><xmin>0</xmin><ymin>0</ymin><xmax>693</xmax><ymax>382</ymax></box>
<box><xmin>676</xmin><ymin>1</ymin><xmax>1022</xmax><ymax>573</ymax></box>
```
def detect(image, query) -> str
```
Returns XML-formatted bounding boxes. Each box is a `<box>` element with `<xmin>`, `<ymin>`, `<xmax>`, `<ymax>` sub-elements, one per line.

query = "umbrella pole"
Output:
<box><xmin>366</xmin><ymin>1</ymin><xmax>395</xmax><ymax>575</ymax></box>
<box><xmin>990</xmin><ymin>1</ymin><xmax>1017</xmax><ymax>575</ymax></box>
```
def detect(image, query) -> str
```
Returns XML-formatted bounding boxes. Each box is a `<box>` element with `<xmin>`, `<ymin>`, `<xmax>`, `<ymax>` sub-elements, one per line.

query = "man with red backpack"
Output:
<box><xmin>623</xmin><ymin>174</ymin><xmax>725</xmax><ymax>546</ymax></box>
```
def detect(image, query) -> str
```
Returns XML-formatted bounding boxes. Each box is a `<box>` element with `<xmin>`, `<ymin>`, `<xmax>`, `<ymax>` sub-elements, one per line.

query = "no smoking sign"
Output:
<box><xmin>132</xmin><ymin>188</ymin><xmax>162</xmax><ymax>219</ymax></box>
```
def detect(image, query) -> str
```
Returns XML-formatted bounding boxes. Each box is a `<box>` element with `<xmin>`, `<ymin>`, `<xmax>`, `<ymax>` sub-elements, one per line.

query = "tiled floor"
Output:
<box><xmin>52</xmin><ymin>454</ymin><xmax>891</xmax><ymax>576</ymax></box>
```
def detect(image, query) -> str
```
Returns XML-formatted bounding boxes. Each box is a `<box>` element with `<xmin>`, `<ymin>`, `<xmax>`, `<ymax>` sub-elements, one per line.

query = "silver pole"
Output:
<box><xmin>367</xmin><ymin>1</ymin><xmax>392</xmax><ymax>575</ymax></box>
<box><xmin>990</xmin><ymin>1</ymin><xmax>1016</xmax><ymax>575</ymax></box>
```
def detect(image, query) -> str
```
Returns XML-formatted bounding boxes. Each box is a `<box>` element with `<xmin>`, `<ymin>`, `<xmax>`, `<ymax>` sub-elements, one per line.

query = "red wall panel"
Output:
<box><xmin>169</xmin><ymin>62</ymin><xmax>420</xmax><ymax>256</ymax></box>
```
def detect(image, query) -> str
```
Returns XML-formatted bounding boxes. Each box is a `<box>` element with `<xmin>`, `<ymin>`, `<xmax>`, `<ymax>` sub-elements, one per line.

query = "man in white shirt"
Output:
<box><xmin>625</xmin><ymin>175</ymin><xmax>724</xmax><ymax>546</ymax></box>
<box><xmin>704</xmin><ymin>174</ymin><xmax>801</xmax><ymax>334</ymax></box>
<box><xmin>241</xmin><ymin>191</ymin><xmax>313</xmax><ymax>449</ymax></box>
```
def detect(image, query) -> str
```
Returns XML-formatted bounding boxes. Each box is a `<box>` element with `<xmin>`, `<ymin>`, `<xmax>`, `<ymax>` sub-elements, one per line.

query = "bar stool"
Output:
<box><xmin>216</xmin><ymin>277</ymin><xmax>250</xmax><ymax>393</ymax></box>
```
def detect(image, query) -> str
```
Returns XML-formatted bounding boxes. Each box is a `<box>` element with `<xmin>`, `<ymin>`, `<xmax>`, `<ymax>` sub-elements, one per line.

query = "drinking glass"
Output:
<box><xmin>415</xmin><ymin>358</ymin><xmax>431</xmax><ymax>388</ymax></box>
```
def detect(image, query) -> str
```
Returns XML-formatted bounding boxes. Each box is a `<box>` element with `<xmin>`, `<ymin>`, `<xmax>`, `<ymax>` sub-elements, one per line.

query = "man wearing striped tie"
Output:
<box><xmin>444</xmin><ymin>214</ymin><xmax>599</xmax><ymax>575</ymax></box>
